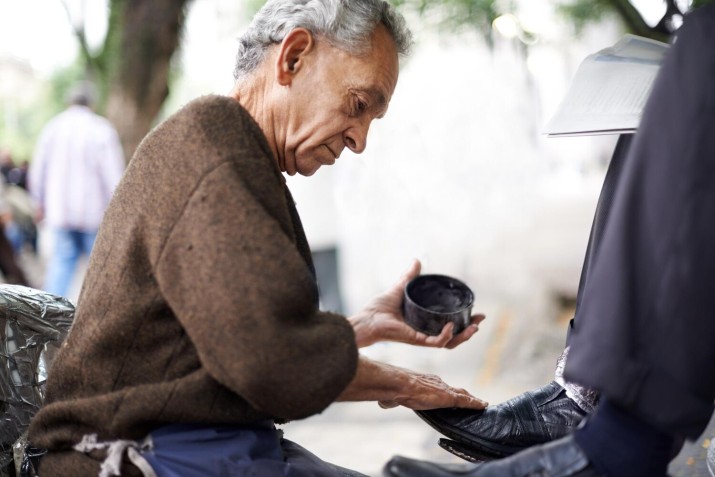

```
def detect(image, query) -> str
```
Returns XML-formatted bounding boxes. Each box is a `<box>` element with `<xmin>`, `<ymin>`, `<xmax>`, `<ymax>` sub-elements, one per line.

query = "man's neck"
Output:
<box><xmin>228</xmin><ymin>77</ymin><xmax>284</xmax><ymax>173</ymax></box>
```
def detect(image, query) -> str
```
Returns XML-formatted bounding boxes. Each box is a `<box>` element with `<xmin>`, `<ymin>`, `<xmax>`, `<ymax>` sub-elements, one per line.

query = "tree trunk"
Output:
<box><xmin>105</xmin><ymin>0</ymin><xmax>191</xmax><ymax>162</ymax></box>
<box><xmin>605</xmin><ymin>0</ymin><xmax>670</xmax><ymax>42</ymax></box>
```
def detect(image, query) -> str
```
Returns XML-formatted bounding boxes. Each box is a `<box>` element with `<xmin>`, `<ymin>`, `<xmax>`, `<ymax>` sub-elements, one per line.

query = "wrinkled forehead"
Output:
<box><xmin>350</xmin><ymin>27</ymin><xmax>400</xmax><ymax>100</ymax></box>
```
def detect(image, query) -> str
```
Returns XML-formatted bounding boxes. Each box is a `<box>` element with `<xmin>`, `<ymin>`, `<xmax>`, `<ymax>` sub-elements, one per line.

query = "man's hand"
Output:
<box><xmin>337</xmin><ymin>355</ymin><xmax>488</xmax><ymax>411</ymax></box>
<box><xmin>376</xmin><ymin>370</ymin><xmax>487</xmax><ymax>410</ymax></box>
<box><xmin>349</xmin><ymin>258</ymin><xmax>485</xmax><ymax>348</ymax></box>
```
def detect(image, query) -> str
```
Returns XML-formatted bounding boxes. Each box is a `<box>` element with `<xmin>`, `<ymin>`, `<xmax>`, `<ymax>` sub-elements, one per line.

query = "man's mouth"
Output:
<box><xmin>323</xmin><ymin>145</ymin><xmax>338</xmax><ymax>164</ymax></box>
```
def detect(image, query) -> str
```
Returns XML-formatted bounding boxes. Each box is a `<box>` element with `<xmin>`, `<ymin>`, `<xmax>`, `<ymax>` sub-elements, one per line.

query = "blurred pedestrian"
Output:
<box><xmin>0</xmin><ymin>149</ymin><xmax>14</xmax><ymax>183</ymax></box>
<box><xmin>0</xmin><ymin>176</ymin><xmax>29</xmax><ymax>286</ymax></box>
<box><xmin>28</xmin><ymin>81</ymin><xmax>125</xmax><ymax>298</ymax></box>
<box><xmin>7</xmin><ymin>159</ymin><xmax>29</xmax><ymax>189</ymax></box>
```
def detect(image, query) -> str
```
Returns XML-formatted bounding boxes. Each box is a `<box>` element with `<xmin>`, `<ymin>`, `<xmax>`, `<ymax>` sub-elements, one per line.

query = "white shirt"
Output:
<box><xmin>29</xmin><ymin>105</ymin><xmax>125</xmax><ymax>231</ymax></box>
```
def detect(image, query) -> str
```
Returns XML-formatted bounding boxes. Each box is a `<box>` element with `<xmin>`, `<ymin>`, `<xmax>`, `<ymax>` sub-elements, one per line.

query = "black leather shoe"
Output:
<box><xmin>383</xmin><ymin>456</ymin><xmax>478</xmax><ymax>476</ymax></box>
<box><xmin>438</xmin><ymin>438</ymin><xmax>500</xmax><ymax>463</ymax></box>
<box><xmin>383</xmin><ymin>435</ymin><xmax>604</xmax><ymax>477</ymax></box>
<box><xmin>415</xmin><ymin>381</ymin><xmax>588</xmax><ymax>459</ymax></box>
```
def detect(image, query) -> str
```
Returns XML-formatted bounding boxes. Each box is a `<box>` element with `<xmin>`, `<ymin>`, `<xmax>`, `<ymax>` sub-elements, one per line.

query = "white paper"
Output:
<box><xmin>543</xmin><ymin>35</ymin><xmax>669</xmax><ymax>137</ymax></box>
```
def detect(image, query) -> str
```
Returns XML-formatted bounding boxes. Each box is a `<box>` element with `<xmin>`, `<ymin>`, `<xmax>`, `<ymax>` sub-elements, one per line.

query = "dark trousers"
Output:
<box><xmin>564</xmin><ymin>5</ymin><xmax>715</xmax><ymax>440</ymax></box>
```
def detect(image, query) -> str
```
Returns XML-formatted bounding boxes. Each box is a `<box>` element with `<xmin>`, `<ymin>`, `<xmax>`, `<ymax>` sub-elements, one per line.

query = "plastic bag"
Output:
<box><xmin>11</xmin><ymin>435</ymin><xmax>42</xmax><ymax>477</ymax></box>
<box><xmin>0</xmin><ymin>285</ymin><xmax>74</xmax><ymax>474</ymax></box>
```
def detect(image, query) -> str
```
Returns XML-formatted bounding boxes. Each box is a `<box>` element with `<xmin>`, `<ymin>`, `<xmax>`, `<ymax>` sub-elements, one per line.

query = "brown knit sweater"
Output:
<box><xmin>28</xmin><ymin>95</ymin><xmax>358</xmax><ymax>473</ymax></box>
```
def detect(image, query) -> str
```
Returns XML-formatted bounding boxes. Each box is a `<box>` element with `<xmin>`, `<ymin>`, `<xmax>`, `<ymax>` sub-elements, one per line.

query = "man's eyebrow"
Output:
<box><xmin>364</xmin><ymin>87</ymin><xmax>388</xmax><ymax>117</ymax></box>
<box><xmin>367</xmin><ymin>87</ymin><xmax>388</xmax><ymax>110</ymax></box>
<box><xmin>350</xmin><ymin>86</ymin><xmax>389</xmax><ymax>117</ymax></box>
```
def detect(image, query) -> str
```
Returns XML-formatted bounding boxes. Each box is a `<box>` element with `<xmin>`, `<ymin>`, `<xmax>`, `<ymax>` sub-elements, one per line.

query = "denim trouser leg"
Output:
<box><xmin>4</xmin><ymin>221</ymin><xmax>24</xmax><ymax>254</ymax></box>
<box><xmin>44</xmin><ymin>229</ymin><xmax>97</xmax><ymax>298</ymax></box>
<box><xmin>79</xmin><ymin>230</ymin><xmax>97</xmax><ymax>256</ymax></box>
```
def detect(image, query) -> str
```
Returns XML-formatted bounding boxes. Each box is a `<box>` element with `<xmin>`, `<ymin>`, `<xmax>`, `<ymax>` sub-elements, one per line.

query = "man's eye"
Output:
<box><xmin>356</xmin><ymin>100</ymin><xmax>367</xmax><ymax>113</ymax></box>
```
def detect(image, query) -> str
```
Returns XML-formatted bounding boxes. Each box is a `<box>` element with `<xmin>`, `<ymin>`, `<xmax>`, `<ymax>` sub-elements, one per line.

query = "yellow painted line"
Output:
<box><xmin>475</xmin><ymin>309</ymin><xmax>513</xmax><ymax>387</ymax></box>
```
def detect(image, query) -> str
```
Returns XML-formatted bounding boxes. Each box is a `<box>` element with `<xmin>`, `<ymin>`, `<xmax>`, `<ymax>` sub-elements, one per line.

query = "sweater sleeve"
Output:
<box><xmin>154</xmin><ymin>162</ymin><xmax>358</xmax><ymax>421</ymax></box>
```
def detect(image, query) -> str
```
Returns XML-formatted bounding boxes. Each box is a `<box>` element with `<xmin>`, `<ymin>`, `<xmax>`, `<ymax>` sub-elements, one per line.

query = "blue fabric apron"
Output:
<box><xmin>140</xmin><ymin>422</ymin><xmax>367</xmax><ymax>477</ymax></box>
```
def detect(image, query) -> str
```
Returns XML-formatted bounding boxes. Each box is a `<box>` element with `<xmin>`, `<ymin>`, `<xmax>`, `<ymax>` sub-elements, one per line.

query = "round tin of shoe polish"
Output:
<box><xmin>403</xmin><ymin>274</ymin><xmax>474</xmax><ymax>336</ymax></box>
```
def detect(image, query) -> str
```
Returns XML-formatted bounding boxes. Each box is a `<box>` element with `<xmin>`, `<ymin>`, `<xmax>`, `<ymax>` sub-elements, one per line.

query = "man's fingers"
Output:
<box><xmin>445</xmin><ymin>324</ymin><xmax>478</xmax><ymax>349</ymax></box>
<box><xmin>423</xmin><ymin>322</ymin><xmax>453</xmax><ymax>347</ymax></box>
<box><xmin>378</xmin><ymin>400</ymin><xmax>399</xmax><ymax>409</ymax></box>
<box><xmin>453</xmin><ymin>392</ymin><xmax>488</xmax><ymax>410</ymax></box>
<box><xmin>470</xmin><ymin>314</ymin><xmax>486</xmax><ymax>326</ymax></box>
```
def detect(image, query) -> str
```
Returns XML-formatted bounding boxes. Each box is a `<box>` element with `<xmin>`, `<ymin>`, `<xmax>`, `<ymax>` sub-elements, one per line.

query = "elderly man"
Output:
<box><xmin>27</xmin><ymin>1</ymin><xmax>487</xmax><ymax>476</ymax></box>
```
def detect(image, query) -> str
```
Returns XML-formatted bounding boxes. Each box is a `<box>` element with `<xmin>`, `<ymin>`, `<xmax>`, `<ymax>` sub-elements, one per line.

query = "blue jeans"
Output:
<box><xmin>44</xmin><ymin>228</ymin><xmax>97</xmax><ymax>298</ymax></box>
<box><xmin>4</xmin><ymin>221</ymin><xmax>24</xmax><ymax>254</ymax></box>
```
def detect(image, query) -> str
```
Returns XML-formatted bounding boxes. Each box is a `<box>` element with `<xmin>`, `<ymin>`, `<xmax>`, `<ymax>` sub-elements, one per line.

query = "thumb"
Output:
<box><xmin>401</xmin><ymin>258</ymin><xmax>421</xmax><ymax>285</ymax></box>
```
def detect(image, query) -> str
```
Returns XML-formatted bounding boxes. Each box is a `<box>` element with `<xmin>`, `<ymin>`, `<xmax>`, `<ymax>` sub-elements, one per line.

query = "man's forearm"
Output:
<box><xmin>336</xmin><ymin>354</ymin><xmax>406</xmax><ymax>402</ymax></box>
<box><xmin>335</xmin><ymin>354</ymin><xmax>488</xmax><ymax>411</ymax></box>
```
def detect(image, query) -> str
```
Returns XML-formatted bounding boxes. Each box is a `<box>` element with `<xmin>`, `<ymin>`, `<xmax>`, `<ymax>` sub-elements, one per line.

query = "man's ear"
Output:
<box><xmin>276</xmin><ymin>28</ymin><xmax>314</xmax><ymax>86</ymax></box>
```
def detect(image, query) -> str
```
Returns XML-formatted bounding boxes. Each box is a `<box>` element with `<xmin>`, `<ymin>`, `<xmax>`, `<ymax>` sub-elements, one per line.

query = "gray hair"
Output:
<box><xmin>66</xmin><ymin>80</ymin><xmax>97</xmax><ymax>107</ymax></box>
<box><xmin>234</xmin><ymin>0</ymin><xmax>412</xmax><ymax>79</ymax></box>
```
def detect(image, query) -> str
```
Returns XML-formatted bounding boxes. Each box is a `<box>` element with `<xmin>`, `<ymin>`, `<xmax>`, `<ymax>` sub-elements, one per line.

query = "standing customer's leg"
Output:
<box><xmin>560</xmin><ymin>5</ymin><xmax>715</xmax><ymax>477</ymax></box>
<box><xmin>564</xmin><ymin>2</ymin><xmax>715</xmax><ymax>441</ymax></box>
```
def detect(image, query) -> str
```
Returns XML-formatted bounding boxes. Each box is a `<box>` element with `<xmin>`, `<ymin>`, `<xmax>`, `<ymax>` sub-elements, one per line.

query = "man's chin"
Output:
<box><xmin>295</xmin><ymin>160</ymin><xmax>324</xmax><ymax>177</ymax></box>
<box><xmin>298</xmin><ymin>167</ymin><xmax>320</xmax><ymax>177</ymax></box>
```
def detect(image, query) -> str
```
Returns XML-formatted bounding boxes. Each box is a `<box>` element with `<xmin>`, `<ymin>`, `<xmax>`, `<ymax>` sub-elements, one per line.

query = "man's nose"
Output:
<box><xmin>343</xmin><ymin>119</ymin><xmax>371</xmax><ymax>154</ymax></box>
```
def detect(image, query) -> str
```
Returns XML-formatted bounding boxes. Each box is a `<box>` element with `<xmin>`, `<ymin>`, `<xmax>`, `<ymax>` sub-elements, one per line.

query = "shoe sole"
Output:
<box><xmin>439</xmin><ymin>438</ymin><xmax>503</xmax><ymax>463</ymax></box>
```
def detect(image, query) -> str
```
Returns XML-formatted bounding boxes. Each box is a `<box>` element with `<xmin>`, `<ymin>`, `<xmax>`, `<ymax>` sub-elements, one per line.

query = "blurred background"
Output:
<box><xmin>0</xmin><ymin>0</ymin><xmax>706</xmax><ymax>475</ymax></box>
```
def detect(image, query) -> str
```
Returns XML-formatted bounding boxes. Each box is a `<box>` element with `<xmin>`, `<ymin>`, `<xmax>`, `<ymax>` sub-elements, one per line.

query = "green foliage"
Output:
<box><xmin>0</xmin><ymin>97</ymin><xmax>54</xmax><ymax>161</ymax></box>
<box><xmin>1</xmin><ymin>0</ymin><xmax>115</xmax><ymax>160</ymax></box>
<box><xmin>0</xmin><ymin>61</ymin><xmax>86</xmax><ymax>161</ymax></box>
<box><xmin>0</xmin><ymin>119</ymin><xmax>39</xmax><ymax>162</ymax></box>
<box><xmin>246</xmin><ymin>0</ymin><xmax>267</xmax><ymax>15</ymax></box>
<box><xmin>556</xmin><ymin>0</ymin><xmax>714</xmax><ymax>40</ymax></box>
<box><xmin>391</xmin><ymin>0</ymin><xmax>713</xmax><ymax>43</ymax></box>
<box><xmin>556</xmin><ymin>0</ymin><xmax>613</xmax><ymax>33</ymax></box>
<box><xmin>391</xmin><ymin>0</ymin><xmax>506</xmax><ymax>33</ymax></box>
<box><xmin>91</xmin><ymin>0</ymin><xmax>125</xmax><ymax>112</ymax></box>
<box><xmin>389</xmin><ymin>0</ymin><xmax>518</xmax><ymax>47</ymax></box>
<box><xmin>46</xmin><ymin>61</ymin><xmax>87</xmax><ymax>114</ymax></box>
